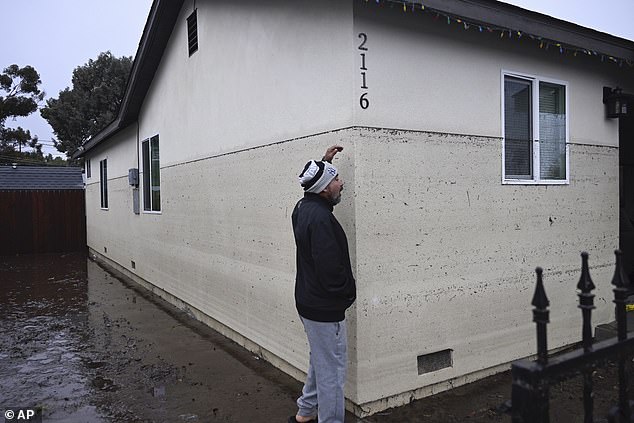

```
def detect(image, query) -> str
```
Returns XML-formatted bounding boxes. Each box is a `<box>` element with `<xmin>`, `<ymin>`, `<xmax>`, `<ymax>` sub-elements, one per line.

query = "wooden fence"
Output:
<box><xmin>0</xmin><ymin>190</ymin><xmax>86</xmax><ymax>255</ymax></box>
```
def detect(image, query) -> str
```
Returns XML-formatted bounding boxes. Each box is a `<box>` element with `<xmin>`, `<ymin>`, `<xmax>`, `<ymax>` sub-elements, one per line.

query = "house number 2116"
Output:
<box><xmin>358</xmin><ymin>33</ymin><xmax>369</xmax><ymax>109</ymax></box>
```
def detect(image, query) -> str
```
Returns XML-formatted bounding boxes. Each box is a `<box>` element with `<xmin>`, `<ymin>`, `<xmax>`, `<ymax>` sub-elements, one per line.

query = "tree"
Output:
<box><xmin>44</xmin><ymin>154</ymin><xmax>68</xmax><ymax>166</ymax></box>
<box><xmin>0</xmin><ymin>64</ymin><xmax>45</xmax><ymax>163</ymax></box>
<box><xmin>41</xmin><ymin>51</ymin><xmax>132</xmax><ymax>159</ymax></box>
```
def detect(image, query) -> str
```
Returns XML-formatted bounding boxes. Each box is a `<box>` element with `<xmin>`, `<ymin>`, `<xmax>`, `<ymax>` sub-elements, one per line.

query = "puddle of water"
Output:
<box><xmin>0</xmin><ymin>253</ymin><xmax>102</xmax><ymax>422</ymax></box>
<box><xmin>0</xmin><ymin>253</ymin><xmax>304</xmax><ymax>422</ymax></box>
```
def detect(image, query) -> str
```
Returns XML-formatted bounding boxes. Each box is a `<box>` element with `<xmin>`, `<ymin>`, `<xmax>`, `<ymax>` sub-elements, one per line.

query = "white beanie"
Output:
<box><xmin>298</xmin><ymin>160</ymin><xmax>338</xmax><ymax>193</ymax></box>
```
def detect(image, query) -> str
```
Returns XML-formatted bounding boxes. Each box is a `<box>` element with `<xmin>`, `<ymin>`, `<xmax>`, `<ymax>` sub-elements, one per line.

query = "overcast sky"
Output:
<box><xmin>0</xmin><ymin>0</ymin><xmax>153</xmax><ymax>158</ymax></box>
<box><xmin>502</xmin><ymin>0</ymin><xmax>634</xmax><ymax>40</ymax></box>
<box><xmin>1</xmin><ymin>0</ymin><xmax>633</xmax><ymax>159</ymax></box>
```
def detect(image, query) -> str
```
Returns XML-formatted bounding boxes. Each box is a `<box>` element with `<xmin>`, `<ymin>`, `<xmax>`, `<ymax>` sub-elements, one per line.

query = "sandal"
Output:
<box><xmin>287</xmin><ymin>416</ymin><xmax>316</xmax><ymax>423</ymax></box>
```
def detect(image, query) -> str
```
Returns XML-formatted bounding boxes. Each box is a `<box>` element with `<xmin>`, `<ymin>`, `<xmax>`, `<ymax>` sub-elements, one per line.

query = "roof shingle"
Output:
<box><xmin>0</xmin><ymin>166</ymin><xmax>84</xmax><ymax>190</ymax></box>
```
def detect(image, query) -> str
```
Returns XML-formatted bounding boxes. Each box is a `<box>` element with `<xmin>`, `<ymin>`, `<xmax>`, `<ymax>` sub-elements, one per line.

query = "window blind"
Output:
<box><xmin>504</xmin><ymin>77</ymin><xmax>532</xmax><ymax>179</ymax></box>
<box><xmin>539</xmin><ymin>82</ymin><xmax>566</xmax><ymax>180</ymax></box>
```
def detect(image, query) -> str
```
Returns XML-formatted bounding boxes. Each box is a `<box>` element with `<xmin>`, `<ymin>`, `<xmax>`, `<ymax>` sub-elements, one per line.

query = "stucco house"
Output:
<box><xmin>74</xmin><ymin>0</ymin><xmax>634</xmax><ymax>416</ymax></box>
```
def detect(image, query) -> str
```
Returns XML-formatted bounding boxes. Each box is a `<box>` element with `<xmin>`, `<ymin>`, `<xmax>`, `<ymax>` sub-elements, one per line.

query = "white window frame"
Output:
<box><xmin>99</xmin><ymin>158</ymin><xmax>108</xmax><ymax>210</ymax></box>
<box><xmin>501</xmin><ymin>70</ymin><xmax>570</xmax><ymax>185</ymax></box>
<box><xmin>142</xmin><ymin>135</ymin><xmax>162</xmax><ymax>214</ymax></box>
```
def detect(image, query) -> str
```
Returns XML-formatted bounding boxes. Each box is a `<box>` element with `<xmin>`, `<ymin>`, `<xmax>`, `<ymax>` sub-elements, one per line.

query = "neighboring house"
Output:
<box><xmin>0</xmin><ymin>166</ymin><xmax>85</xmax><ymax>255</ymax></box>
<box><xmin>74</xmin><ymin>0</ymin><xmax>634</xmax><ymax>416</ymax></box>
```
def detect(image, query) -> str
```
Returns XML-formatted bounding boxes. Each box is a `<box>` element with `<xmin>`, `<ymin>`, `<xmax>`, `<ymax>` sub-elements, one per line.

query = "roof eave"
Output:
<box><xmin>71</xmin><ymin>118</ymin><xmax>122</xmax><ymax>159</ymax></box>
<box><xmin>397</xmin><ymin>0</ymin><xmax>634</xmax><ymax>60</ymax></box>
<box><xmin>74</xmin><ymin>0</ymin><xmax>184</xmax><ymax>159</ymax></box>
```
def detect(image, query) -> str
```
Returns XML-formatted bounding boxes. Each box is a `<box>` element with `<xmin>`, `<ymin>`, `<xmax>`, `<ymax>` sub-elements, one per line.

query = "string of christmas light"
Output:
<box><xmin>363</xmin><ymin>0</ymin><xmax>633</xmax><ymax>68</ymax></box>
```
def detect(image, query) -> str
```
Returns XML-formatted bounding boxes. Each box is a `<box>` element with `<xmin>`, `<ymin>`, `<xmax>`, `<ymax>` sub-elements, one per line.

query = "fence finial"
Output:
<box><xmin>577</xmin><ymin>252</ymin><xmax>596</xmax><ymax>355</ymax></box>
<box><xmin>612</xmin><ymin>250</ymin><xmax>631</xmax><ymax>343</ymax></box>
<box><xmin>577</xmin><ymin>252</ymin><xmax>595</xmax><ymax>293</ymax></box>
<box><xmin>611</xmin><ymin>249</ymin><xmax>631</xmax><ymax>289</ymax></box>
<box><xmin>532</xmin><ymin>267</ymin><xmax>550</xmax><ymax>365</ymax></box>
<box><xmin>532</xmin><ymin>267</ymin><xmax>550</xmax><ymax>309</ymax></box>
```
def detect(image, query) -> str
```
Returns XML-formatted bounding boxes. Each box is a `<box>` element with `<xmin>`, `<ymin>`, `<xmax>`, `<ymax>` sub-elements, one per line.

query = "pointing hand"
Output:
<box><xmin>322</xmin><ymin>145</ymin><xmax>343</xmax><ymax>163</ymax></box>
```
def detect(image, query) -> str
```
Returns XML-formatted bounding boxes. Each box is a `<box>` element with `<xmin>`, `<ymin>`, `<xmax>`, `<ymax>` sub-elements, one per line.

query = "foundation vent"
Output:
<box><xmin>417</xmin><ymin>349</ymin><xmax>453</xmax><ymax>375</ymax></box>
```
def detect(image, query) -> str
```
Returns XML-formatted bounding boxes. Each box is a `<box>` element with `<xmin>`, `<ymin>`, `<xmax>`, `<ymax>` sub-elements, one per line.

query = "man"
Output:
<box><xmin>289</xmin><ymin>145</ymin><xmax>356</xmax><ymax>423</ymax></box>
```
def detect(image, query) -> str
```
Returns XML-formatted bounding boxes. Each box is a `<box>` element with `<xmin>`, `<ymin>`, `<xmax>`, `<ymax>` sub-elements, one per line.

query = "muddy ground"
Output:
<box><xmin>0</xmin><ymin>253</ymin><xmax>630</xmax><ymax>422</ymax></box>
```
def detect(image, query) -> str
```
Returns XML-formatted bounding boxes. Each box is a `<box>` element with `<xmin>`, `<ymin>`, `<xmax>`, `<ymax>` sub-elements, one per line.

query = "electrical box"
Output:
<box><xmin>128</xmin><ymin>168</ymin><xmax>139</xmax><ymax>186</ymax></box>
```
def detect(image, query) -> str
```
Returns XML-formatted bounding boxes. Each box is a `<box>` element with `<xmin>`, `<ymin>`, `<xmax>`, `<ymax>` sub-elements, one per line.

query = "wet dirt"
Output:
<box><xmin>0</xmin><ymin>253</ymin><xmax>629</xmax><ymax>422</ymax></box>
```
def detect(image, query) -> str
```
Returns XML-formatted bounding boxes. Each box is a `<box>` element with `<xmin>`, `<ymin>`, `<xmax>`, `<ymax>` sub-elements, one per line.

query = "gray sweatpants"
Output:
<box><xmin>296</xmin><ymin>317</ymin><xmax>347</xmax><ymax>423</ymax></box>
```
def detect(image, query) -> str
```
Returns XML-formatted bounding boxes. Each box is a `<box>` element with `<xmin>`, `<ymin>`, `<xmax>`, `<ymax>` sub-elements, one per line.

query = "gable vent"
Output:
<box><xmin>187</xmin><ymin>10</ymin><xmax>198</xmax><ymax>56</ymax></box>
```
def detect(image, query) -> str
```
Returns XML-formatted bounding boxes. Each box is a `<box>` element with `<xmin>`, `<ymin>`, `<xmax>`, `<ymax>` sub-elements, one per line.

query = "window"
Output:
<box><xmin>100</xmin><ymin>159</ymin><xmax>108</xmax><ymax>209</ymax></box>
<box><xmin>187</xmin><ymin>10</ymin><xmax>198</xmax><ymax>56</ymax></box>
<box><xmin>503</xmin><ymin>73</ymin><xmax>568</xmax><ymax>183</ymax></box>
<box><xmin>142</xmin><ymin>135</ymin><xmax>161</xmax><ymax>212</ymax></box>
<box><xmin>86</xmin><ymin>159</ymin><xmax>91</xmax><ymax>179</ymax></box>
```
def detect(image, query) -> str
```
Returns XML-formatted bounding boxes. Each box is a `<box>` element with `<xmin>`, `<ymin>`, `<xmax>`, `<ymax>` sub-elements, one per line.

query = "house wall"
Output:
<box><xmin>348</xmin><ymin>2</ymin><xmax>626</xmax><ymax>409</ymax></box>
<box><xmin>140</xmin><ymin>0</ymin><xmax>354</xmax><ymax>165</ymax></box>
<box><xmin>85</xmin><ymin>0</ymin><xmax>358</xmax><ymax>402</ymax></box>
<box><xmin>85</xmin><ymin>125</ymin><xmax>140</xmax><ymax>265</ymax></box>
<box><xmin>83</xmin><ymin>0</ymin><xmax>634</xmax><ymax>416</ymax></box>
<box><xmin>350</xmin><ymin>129</ymin><xmax>617</xmax><ymax>408</ymax></box>
<box><xmin>351</xmin><ymin>2</ymin><xmax>633</xmax><ymax>145</ymax></box>
<box><xmin>86</xmin><ymin>128</ymin><xmax>359</xmax><ymax>390</ymax></box>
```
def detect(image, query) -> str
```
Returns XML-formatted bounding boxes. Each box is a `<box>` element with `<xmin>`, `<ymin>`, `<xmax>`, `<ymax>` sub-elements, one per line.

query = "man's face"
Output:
<box><xmin>323</xmin><ymin>175</ymin><xmax>344</xmax><ymax>205</ymax></box>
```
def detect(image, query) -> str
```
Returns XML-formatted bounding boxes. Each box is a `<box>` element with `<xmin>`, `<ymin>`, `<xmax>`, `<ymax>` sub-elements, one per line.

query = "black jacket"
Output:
<box><xmin>292</xmin><ymin>193</ymin><xmax>356</xmax><ymax>322</ymax></box>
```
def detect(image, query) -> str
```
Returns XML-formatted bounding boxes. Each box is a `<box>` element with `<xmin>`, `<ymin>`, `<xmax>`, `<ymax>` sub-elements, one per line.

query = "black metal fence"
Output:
<box><xmin>510</xmin><ymin>251</ymin><xmax>634</xmax><ymax>423</ymax></box>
